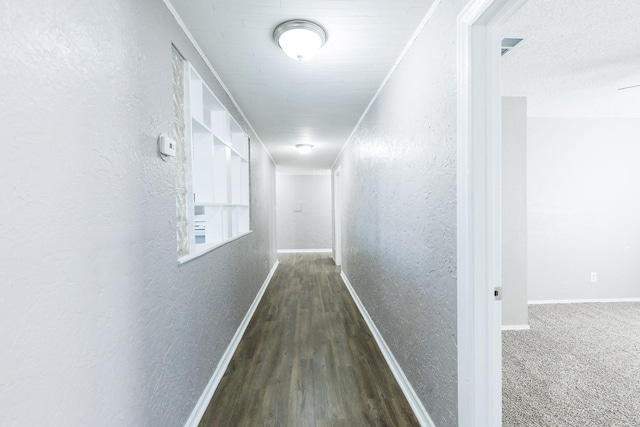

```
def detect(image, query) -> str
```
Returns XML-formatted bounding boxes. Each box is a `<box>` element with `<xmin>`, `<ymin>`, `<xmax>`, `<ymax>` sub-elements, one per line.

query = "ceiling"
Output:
<box><xmin>168</xmin><ymin>0</ymin><xmax>435</xmax><ymax>172</ymax></box>
<box><xmin>501</xmin><ymin>0</ymin><xmax>640</xmax><ymax>117</ymax></box>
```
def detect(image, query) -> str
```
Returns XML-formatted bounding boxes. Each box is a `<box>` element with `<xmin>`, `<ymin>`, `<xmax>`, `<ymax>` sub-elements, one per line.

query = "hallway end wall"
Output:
<box><xmin>0</xmin><ymin>1</ymin><xmax>276</xmax><ymax>425</ymax></box>
<box><xmin>276</xmin><ymin>174</ymin><xmax>332</xmax><ymax>250</ymax></box>
<box><xmin>332</xmin><ymin>1</ymin><xmax>463</xmax><ymax>424</ymax></box>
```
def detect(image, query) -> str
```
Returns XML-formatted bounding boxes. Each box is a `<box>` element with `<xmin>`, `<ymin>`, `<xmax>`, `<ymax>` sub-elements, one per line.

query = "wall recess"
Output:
<box><xmin>177</xmin><ymin>62</ymin><xmax>251</xmax><ymax>263</ymax></box>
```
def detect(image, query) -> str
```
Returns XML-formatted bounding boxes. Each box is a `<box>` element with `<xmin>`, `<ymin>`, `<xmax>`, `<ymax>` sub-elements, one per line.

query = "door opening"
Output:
<box><xmin>333</xmin><ymin>167</ymin><xmax>342</xmax><ymax>267</ymax></box>
<box><xmin>457</xmin><ymin>0</ymin><xmax>527</xmax><ymax>425</ymax></box>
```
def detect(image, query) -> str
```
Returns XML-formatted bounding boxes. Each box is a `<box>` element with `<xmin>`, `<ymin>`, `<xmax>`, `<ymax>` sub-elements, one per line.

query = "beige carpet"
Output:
<box><xmin>503</xmin><ymin>302</ymin><xmax>640</xmax><ymax>426</ymax></box>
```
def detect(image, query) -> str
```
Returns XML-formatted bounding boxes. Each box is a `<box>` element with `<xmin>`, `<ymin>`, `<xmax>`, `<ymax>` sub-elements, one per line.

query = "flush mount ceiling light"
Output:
<box><xmin>296</xmin><ymin>144</ymin><xmax>314</xmax><ymax>154</ymax></box>
<box><xmin>273</xmin><ymin>20</ymin><xmax>327</xmax><ymax>61</ymax></box>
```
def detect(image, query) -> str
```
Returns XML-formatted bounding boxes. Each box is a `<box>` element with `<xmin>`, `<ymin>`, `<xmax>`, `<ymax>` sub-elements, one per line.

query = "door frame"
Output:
<box><xmin>456</xmin><ymin>0</ymin><xmax>527</xmax><ymax>424</ymax></box>
<box><xmin>333</xmin><ymin>167</ymin><xmax>342</xmax><ymax>266</ymax></box>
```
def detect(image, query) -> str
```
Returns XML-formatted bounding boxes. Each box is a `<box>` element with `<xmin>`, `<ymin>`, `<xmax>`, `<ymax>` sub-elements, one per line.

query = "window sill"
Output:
<box><xmin>178</xmin><ymin>230</ymin><xmax>253</xmax><ymax>265</ymax></box>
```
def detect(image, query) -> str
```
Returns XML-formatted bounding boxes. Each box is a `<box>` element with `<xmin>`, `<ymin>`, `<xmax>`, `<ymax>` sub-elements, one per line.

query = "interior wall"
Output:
<box><xmin>331</xmin><ymin>1</ymin><xmax>464</xmax><ymax>424</ymax></box>
<box><xmin>502</xmin><ymin>97</ymin><xmax>529</xmax><ymax>326</ymax></box>
<box><xmin>276</xmin><ymin>174</ymin><xmax>332</xmax><ymax>250</ymax></box>
<box><xmin>528</xmin><ymin>117</ymin><xmax>640</xmax><ymax>301</ymax></box>
<box><xmin>0</xmin><ymin>1</ymin><xmax>276</xmax><ymax>425</ymax></box>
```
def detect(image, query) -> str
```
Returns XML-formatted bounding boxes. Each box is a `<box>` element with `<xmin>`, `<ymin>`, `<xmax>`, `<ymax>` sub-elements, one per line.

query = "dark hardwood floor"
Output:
<box><xmin>199</xmin><ymin>253</ymin><xmax>419</xmax><ymax>427</ymax></box>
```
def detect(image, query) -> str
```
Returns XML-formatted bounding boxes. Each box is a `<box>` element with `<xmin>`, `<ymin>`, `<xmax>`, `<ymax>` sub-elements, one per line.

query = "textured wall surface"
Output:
<box><xmin>0</xmin><ymin>1</ymin><xmax>276</xmax><ymax>425</ymax></box>
<box><xmin>528</xmin><ymin>118</ymin><xmax>640</xmax><ymax>301</ymax></box>
<box><xmin>332</xmin><ymin>1</ymin><xmax>464</xmax><ymax>425</ymax></box>
<box><xmin>276</xmin><ymin>174</ymin><xmax>332</xmax><ymax>250</ymax></box>
<box><xmin>502</xmin><ymin>97</ymin><xmax>529</xmax><ymax>326</ymax></box>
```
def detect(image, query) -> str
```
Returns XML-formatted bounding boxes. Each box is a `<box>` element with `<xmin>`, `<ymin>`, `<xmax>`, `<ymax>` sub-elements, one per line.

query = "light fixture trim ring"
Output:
<box><xmin>273</xmin><ymin>20</ymin><xmax>327</xmax><ymax>46</ymax></box>
<box><xmin>273</xmin><ymin>19</ymin><xmax>327</xmax><ymax>49</ymax></box>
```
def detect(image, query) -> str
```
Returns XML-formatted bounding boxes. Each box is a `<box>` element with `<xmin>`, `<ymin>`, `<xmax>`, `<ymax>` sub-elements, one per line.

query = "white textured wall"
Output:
<box><xmin>528</xmin><ymin>118</ymin><xmax>640</xmax><ymax>301</ymax></box>
<box><xmin>502</xmin><ymin>97</ymin><xmax>529</xmax><ymax>326</ymax></box>
<box><xmin>0</xmin><ymin>1</ymin><xmax>276</xmax><ymax>425</ymax></box>
<box><xmin>332</xmin><ymin>1</ymin><xmax>464</xmax><ymax>424</ymax></box>
<box><xmin>276</xmin><ymin>174</ymin><xmax>332</xmax><ymax>250</ymax></box>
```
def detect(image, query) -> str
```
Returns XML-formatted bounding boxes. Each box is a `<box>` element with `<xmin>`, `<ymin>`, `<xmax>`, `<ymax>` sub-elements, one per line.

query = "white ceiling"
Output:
<box><xmin>168</xmin><ymin>0</ymin><xmax>435</xmax><ymax>172</ymax></box>
<box><xmin>501</xmin><ymin>0</ymin><xmax>640</xmax><ymax>117</ymax></box>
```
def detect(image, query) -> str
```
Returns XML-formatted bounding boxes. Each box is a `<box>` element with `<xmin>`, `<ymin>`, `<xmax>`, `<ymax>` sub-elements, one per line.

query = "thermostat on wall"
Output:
<box><xmin>157</xmin><ymin>133</ymin><xmax>176</xmax><ymax>157</ymax></box>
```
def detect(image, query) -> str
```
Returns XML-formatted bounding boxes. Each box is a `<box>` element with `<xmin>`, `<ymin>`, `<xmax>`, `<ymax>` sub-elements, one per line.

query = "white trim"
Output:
<box><xmin>275</xmin><ymin>169</ymin><xmax>332</xmax><ymax>176</ymax></box>
<box><xmin>456</xmin><ymin>0</ymin><xmax>528</xmax><ymax>426</ymax></box>
<box><xmin>331</xmin><ymin>0</ymin><xmax>444</xmax><ymax>169</ymax></box>
<box><xmin>161</xmin><ymin>0</ymin><xmax>276</xmax><ymax>166</ymax></box>
<box><xmin>333</xmin><ymin>166</ymin><xmax>342</xmax><ymax>267</ymax></box>
<box><xmin>340</xmin><ymin>272</ymin><xmax>435</xmax><ymax>427</ymax></box>
<box><xmin>501</xmin><ymin>324</ymin><xmax>530</xmax><ymax>331</ymax></box>
<box><xmin>457</xmin><ymin>3</ymin><xmax>499</xmax><ymax>425</ymax></box>
<box><xmin>277</xmin><ymin>249</ymin><xmax>332</xmax><ymax>254</ymax></box>
<box><xmin>529</xmin><ymin>298</ymin><xmax>640</xmax><ymax>305</ymax></box>
<box><xmin>178</xmin><ymin>231</ymin><xmax>253</xmax><ymax>265</ymax></box>
<box><xmin>183</xmin><ymin>260</ymin><xmax>280</xmax><ymax>427</ymax></box>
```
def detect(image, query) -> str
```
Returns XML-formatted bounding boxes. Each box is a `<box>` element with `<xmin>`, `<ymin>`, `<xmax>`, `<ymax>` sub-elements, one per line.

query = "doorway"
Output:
<box><xmin>457</xmin><ymin>0</ymin><xmax>527</xmax><ymax>425</ymax></box>
<box><xmin>333</xmin><ymin>167</ymin><xmax>342</xmax><ymax>266</ymax></box>
<box><xmin>499</xmin><ymin>1</ymin><xmax>640</xmax><ymax>425</ymax></box>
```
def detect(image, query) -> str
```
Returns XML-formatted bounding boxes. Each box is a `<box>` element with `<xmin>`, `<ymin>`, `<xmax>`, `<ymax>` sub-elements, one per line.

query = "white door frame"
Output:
<box><xmin>333</xmin><ymin>167</ymin><xmax>342</xmax><ymax>266</ymax></box>
<box><xmin>457</xmin><ymin>0</ymin><xmax>527</xmax><ymax>425</ymax></box>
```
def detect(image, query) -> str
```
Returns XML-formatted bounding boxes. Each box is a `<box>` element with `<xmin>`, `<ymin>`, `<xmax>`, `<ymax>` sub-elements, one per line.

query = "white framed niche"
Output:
<box><xmin>179</xmin><ymin>63</ymin><xmax>251</xmax><ymax>264</ymax></box>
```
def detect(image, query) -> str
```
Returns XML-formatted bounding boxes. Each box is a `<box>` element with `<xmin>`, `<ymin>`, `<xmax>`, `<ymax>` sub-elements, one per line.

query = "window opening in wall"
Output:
<box><xmin>173</xmin><ymin>53</ymin><xmax>251</xmax><ymax>264</ymax></box>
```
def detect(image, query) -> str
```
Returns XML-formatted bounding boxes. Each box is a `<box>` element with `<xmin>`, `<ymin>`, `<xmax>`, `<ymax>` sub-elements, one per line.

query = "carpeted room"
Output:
<box><xmin>499</xmin><ymin>0</ymin><xmax>640</xmax><ymax>425</ymax></box>
<box><xmin>503</xmin><ymin>303</ymin><xmax>640</xmax><ymax>426</ymax></box>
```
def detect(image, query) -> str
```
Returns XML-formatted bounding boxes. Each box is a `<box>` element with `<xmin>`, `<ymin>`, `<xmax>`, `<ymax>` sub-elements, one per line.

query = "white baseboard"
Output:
<box><xmin>502</xmin><ymin>324</ymin><xmax>530</xmax><ymax>331</ymax></box>
<box><xmin>340</xmin><ymin>272</ymin><xmax>435</xmax><ymax>427</ymax></box>
<box><xmin>184</xmin><ymin>260</ymin><xmax>280</xmax><ymax>427</ymax></box>
<box><xmin>277</xmin><ymin>248</ymin><xmax>332</xmax><ymax>253</ymax></box>
<box><xmin>529</xmin><ymin>298</ymin><xmax>640</xmax><ymax>305</ymax></box>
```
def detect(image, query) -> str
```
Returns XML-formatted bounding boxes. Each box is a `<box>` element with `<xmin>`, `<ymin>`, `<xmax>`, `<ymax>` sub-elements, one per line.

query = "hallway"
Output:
<box><xmin>199</xmin><ymin>253</ymin><xmax>419</xmax><ymax>426</ymax></box>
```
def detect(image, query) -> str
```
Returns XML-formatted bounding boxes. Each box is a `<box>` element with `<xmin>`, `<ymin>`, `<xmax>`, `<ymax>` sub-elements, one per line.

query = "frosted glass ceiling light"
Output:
<box><xmin>274</xmin><ymin>20</ymin><xmax>327</xmax><ymax>61</ymax></box>
<box><xmin>296</xmin><ymin>144</ymin><xmax>314</xmax><ymax>154</ymax></box>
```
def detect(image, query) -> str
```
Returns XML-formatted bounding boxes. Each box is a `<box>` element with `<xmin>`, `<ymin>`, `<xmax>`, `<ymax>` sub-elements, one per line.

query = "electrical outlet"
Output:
<box><xmin>591</xmin><ymin>272</ymin><xmax>597</xmax><ymax>282</ymax></box>
<box><xmin>264</xmin><ymin>260</ymin><xmax>268</xmax><ymax>268</ymax></box>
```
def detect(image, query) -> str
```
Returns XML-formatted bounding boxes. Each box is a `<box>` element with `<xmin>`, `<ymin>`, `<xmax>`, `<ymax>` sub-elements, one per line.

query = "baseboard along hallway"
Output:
<box><xmin>198</xmin><ymin>253</ymin><xmax>419</xmax><ymax>426</ymax></box>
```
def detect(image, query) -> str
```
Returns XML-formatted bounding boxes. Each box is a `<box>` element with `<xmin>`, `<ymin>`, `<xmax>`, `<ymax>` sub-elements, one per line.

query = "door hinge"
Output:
<box><xmin>494</xmin><ymin>287</ymin><xmax>502</xmax><ymax>300</ymax></box>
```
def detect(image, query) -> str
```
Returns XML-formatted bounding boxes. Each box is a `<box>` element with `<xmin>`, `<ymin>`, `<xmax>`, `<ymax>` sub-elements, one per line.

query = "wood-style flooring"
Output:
<box><xmin>199</xmin><ymin>253</ymin><xmax>419</xmax><ymax>426</ymax></box>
